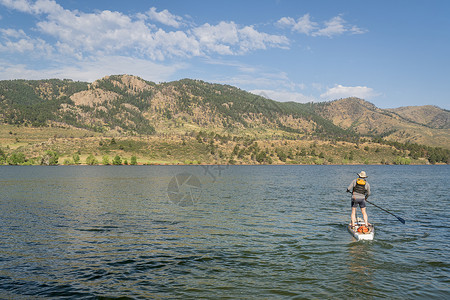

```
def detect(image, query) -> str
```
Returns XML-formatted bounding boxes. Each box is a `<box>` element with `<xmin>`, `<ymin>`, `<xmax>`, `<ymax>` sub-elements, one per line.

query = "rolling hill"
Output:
<box><xmin>0</xmin><ymin>75</ymin><xmax>448</xmax><ymax>165</ymax></box>
<box><xmin>312</xmin><ymin>98</ymin><xmax>450</xmax><ymax>149</ymax></box>
<box><xmin>0</xmin><ymin>75</ymin><xmax>354</xmax><ymax>139</ymax></box>
<box><xmin>387</xmin><ymin>105</ymin><xmax>449</xmax><ymax>129</ymax></box>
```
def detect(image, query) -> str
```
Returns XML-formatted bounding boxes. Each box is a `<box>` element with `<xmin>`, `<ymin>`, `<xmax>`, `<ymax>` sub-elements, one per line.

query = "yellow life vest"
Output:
<box><xmin>353</xmin><ymin>178</ymin><xmax>367</xmax><ymax>194</ymax></box>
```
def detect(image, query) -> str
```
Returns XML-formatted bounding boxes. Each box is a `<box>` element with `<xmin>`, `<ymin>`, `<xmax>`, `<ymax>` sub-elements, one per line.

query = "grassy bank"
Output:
<box><xmin>0</xmin><ymin>125</ymin><xmax>440</xmax><ymax>166</ymax></box>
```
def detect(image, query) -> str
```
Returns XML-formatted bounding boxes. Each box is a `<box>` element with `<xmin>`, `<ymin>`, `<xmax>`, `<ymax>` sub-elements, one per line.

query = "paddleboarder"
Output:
<box><xmin>347</xmin><ymin>171</ymin><xmax>371</xmax><ymax>228</ymax></box>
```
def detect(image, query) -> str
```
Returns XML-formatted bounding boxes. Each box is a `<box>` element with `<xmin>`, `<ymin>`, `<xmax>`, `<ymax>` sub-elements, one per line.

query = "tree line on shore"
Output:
<box><xmin>1</xmin><ymin>134</ymin><xmax>448</xmax><ymax>166</ymax></box>
<box><xmin>0</xmin><ymin>149</ymin><xmax>139</xmax><ymax>166</ymax></box>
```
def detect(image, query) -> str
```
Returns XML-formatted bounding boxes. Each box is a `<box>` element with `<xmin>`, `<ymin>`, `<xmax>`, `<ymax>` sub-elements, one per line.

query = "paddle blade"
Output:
<box><xmin>397</xmin><ymin>216</ymin><xmax>406</xmax><ymax>224</ymax></box>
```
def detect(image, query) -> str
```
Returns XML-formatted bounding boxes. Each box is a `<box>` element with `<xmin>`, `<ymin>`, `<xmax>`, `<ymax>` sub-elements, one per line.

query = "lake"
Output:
<box><xmin>0</xmin><ymin>165</ymin><xmax>449</xmax><ymax>299</ymax></box>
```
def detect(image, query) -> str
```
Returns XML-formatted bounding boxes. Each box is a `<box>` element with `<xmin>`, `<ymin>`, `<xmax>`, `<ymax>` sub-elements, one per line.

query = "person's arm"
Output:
<box><xmin>365</xmin><ymin>182</ymin><xmax>371</xmax><ymax>198</ymax></box>
<box><xmin>347</xmin><ymin>179</ymin><xmax>355</xmax><ymax>193</ymax></box>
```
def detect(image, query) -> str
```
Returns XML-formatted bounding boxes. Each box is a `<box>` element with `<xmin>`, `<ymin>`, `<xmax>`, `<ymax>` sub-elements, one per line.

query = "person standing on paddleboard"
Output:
<box><xmin>347</xmin><ymin>171</ymin><xmax>371</xmax><ymax>228</ymax></box>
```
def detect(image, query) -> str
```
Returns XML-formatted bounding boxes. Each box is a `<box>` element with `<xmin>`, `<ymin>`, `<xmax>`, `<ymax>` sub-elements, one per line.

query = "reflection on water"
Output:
<box><xmin>346</xmin><ymin>242</ymin><xmax>375</xmax><ymax>296</ymax></box>
<box><xmin>0</xmin><ymin>165</ymin><xmax>449</xmax><ymax>299</ymax></box>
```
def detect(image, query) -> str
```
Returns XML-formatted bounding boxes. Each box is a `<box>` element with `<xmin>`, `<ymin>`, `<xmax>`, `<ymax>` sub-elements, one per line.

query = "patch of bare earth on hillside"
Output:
<box><xmin>70</xmin><ymin>89</ymin><xmax>120</xmax><ymax>107</ymax></box>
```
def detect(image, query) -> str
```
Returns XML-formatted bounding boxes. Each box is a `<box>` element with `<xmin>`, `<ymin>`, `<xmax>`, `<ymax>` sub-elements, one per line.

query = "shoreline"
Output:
<box><xmin>1</xmin><ymin>162</ymin><xmax>447</xmax><ymax>166</ymax></box>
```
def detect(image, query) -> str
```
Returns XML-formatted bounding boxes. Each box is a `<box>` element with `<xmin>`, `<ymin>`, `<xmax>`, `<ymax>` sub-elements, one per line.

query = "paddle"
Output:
<box><xmin>365</xmin><ymin>199</ymin><xmax>406</xmax><ymax>224</ymax></box>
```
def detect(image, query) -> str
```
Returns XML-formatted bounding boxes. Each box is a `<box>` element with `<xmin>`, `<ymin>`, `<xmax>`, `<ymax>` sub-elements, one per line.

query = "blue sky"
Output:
<box><xmin>0</xmin><ymin>0</ymin><xmax>449</xmax><ymax>109</ymax></box>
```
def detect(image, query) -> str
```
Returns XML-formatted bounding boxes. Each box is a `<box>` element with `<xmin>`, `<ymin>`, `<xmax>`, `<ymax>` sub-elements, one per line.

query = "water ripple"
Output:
<box><xmin>0</xmin><ymin>165</ymin><xmax>448</xmax><ymax>299</ymax></box>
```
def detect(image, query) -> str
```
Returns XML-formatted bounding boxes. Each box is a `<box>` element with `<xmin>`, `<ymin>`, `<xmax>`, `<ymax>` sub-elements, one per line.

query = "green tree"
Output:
<box><xmin>299</xmin><ymin>148</ymin><xmax>307</xmax><ymax>156</ymax></box>
<box><xmin>72</xmin><ymin>153</ymin><xmax>80</xmax><ymax>164</ymax></box>
<box><xmin>130</xmin><ymin>155</ymin><xmax>138</xmax><ymax>165</ymax></box>
<box><xmin>287</xmin><ymin>149</ymin><xmax>294</xmax><ymax>159</ymax></box>
<box><xmin>102</xmin><ymin>155</ymin><xmax>110</xmax><ymax>165</ymax></box>
<box><xmin>112</xmin><ymin>155</ymin><xmax>122</xmax><ymax>165</ymax></box>
<box><xmin>255</xmin><ymin>150</ymin><xmax>267</xmax><ymax>163</ymax></box>
<box><xmin>232</xmin><ymin>145</ymin><xmax>240</xmax><ymax>156</ymax></box>
<box><xmin>394</xmin><ymin>156</ymin><xmax>411</xmax><ymax>165</ymax></box>
<box><xmin>238</xmin><ymin>149</ymin><xmax>245</xmax><ymax>159</ymax></box>
<box><xmin>86</xmin><ymin>154</ymin><xmax>98</xmax><ymax>165</ymax></box>
<box><xmin>276</xmin><ymin>149</ymin><xmax>287</xmax><ymax>162</ymax></box>
<box><xmin>41</xmin><ymin>150</ymin><xmax>59</xmax><ymax>165</ymax></box>
<box><xmin>8</xmin><ymin>152</ymin><xmax>26</xmax><ymax>165</ymax></box>
<box><xmin>208</xmin><ymin>140</ymin><xmax>216</xmax><ymax>155</ymax></box>
<box><xmin>0</xmin><ymin>148</ymin><xmax>6</xmax><ymax>164</ymax></box>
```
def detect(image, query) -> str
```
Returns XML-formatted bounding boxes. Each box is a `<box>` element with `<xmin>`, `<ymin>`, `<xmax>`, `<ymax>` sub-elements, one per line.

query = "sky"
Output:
<box><xmin>0</xmin><ymin>0</ymin><xmax>449</xmax><ymax>109</ymax></box>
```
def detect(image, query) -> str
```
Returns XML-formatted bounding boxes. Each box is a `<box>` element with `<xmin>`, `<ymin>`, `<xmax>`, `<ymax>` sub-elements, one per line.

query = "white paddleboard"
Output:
<box><xmin>348</xmin><ymin>218</ymin><xmax>374</xmax><ymax>241</ymax></box>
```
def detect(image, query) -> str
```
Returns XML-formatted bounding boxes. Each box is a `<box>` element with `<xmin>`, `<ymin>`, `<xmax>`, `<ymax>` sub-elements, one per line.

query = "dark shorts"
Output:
<box><xmin>351</xmin><ymin>198</ymin><xmax>366</xmax><ymax>208</ymax></box>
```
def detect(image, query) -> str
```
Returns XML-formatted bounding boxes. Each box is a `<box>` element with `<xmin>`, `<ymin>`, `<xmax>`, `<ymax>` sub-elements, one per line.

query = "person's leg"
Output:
<box><xmin>361</xmin><ymin>207</ymin><xmax>369</xmax><ymax>226</ymax></box>
<box><xmin>351</xmin><ymin>207</ymin><xmax>357</xmax><ymax>227</ymax></box>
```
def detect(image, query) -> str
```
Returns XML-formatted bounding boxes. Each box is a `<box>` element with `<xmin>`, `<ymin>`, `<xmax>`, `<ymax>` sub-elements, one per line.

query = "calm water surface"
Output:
<box><xmin>0</xmin><ymin>165</ymin><xmax>449</xmax><ymax>299</ymax></box>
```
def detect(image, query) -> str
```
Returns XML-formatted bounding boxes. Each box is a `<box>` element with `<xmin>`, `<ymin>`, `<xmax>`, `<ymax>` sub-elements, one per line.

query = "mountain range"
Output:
<box><xmin>0</xmin><ymin>75</ymin><xmax>448</xmax><ymax>165</ymax></box>
<box><xmin>1</xmin><ymin>74</ymin><xmax>448</xmax><ymax>148</ymax></box>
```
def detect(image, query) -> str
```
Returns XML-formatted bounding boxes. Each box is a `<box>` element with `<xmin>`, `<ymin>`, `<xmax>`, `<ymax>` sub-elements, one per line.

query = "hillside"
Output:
<box><xmin>0</xmin><ymin>75</ymin><xmax>449</xmax><ymax>165</ymax></box>
<box><xmin>0</xmin><ymin>75</ymin><xmax>351</xmax><ymax>139</ymax></box>
<box><xmin>388</xmin><ymin>105</ymin><xmax>450</xmax><ymax>129</ymax></box>
<box><xmin>313</xmin><ymin>98</ymin><xmax>450</xmax><ymax>149</ymax></box>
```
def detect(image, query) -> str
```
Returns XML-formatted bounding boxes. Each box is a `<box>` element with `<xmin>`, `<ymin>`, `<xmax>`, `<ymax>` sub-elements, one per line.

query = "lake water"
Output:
<box><xmin>0</xmin><ymin>165</ymin><xmax>448</xmax><ymax>299</ymax></box>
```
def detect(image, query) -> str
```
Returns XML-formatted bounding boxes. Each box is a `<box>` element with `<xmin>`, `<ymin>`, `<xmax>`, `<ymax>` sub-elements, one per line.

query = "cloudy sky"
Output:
<box><xmin>0</xmin><ymin>0</ymin><xmax>449</xmax><ymax>109</ymax></box>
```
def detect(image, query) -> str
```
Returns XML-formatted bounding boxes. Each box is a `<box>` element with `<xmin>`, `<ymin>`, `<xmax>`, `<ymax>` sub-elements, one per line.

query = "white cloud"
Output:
<box><xmin>250</xmin><ymin>89</ymin><xmax>315</xmax><ymax>103</ymax></box>
<box><xmin>312</xmin><ymin>16</ymin><xmax>346</xmax><ymax>37</ymax></box>
<box><xmin>0</xmin><ymin>28</ymin><xmax>53</xmax><ymax>55</ymax></box>
<box><xmin>0</xmin><ymin>0</ymin><xmax>62</xmax><ymax>14</ymax></box>
<box><xmin>320</xmin><ymin>84</ymin><xmax>379</xmax><ymax>100</ymax></box>
<box><xmin>33</xmin><ymin>8</ymin><xmax>202</xmax><ymax>60</ymax></box>
<box><xmin>145</xmin><ymin>7</ymin><xmax>184</xmax><ymax>28</ymax></box>
<box><xmin>276</xmin><ymin>16</ymin><xmax>294</xmax><ymax>27</ymax></box>
<box><xmin>0</xmin><ymin>56</ymin><xmax>186</xmax><ymax>82</ymax></box>
<box><xmin>276</xmin><ymin>14</ymin><xmax>366</xmax><ymax>37</ymax></box>
<box><xmin>151</xmin><ymin>29</ymin><xmax>202</xmax><ymax>59</ymax></box>
<box><xmin>4</xmin><ymin>38</ymin><xmax>34</xmax><ymax>52</ymax></box>
<box><xmin>32</xmin><ymin>0</ymin><xmax>63</xmax><ymax>14</ymax></box>
<box><xmin>276</xmin><ymin>14</ymin><xmax>317</xmax><ymax>35</ymax></box>
<box><xmin>0</xmin><ymin>0</ymin><xmax>32</xmax><ymax>13</ymax></box>
<box><xmin>0</xmin><ymin>28</ymin><xmax>27</xmax><ymax>38</ymax></box>
<box><xmin>36</xmin><ymin>9</ymin><xmax>149</xmax><ymax>54</ymax></box>
<box><xmin>193</xmin><ymin>22</ymin><xmax>238</xmax><ymax>55</ymax></box>
<box><xmin>350</xmin><ymin>25</ymin><xmax>366</xmax><ymax>35</ymax></box>
<box><xmin>1</xmin><ymin>1</ymin><xmax>289</xmax><ymax>62</ymax></box>
<box><xmin>192</xmin><ymin>21</ymin><xmax>289</xmax><ymax>55</ymax></box>
<box><xmin>238</xmin><ymin>25</ymin><xmax>289</xmax><ymax>52</ymax></box>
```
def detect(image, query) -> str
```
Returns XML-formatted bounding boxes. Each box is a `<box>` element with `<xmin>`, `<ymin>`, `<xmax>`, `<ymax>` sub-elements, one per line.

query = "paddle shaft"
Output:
<box><xmin>365</xmin><ymin>199</ymin><xmax>405</xmax><ymax>224</ymax></box>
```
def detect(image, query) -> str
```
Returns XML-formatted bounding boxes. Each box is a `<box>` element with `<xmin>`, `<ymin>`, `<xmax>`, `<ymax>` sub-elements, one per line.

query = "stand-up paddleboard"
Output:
<box><xmin>348</xmin><ymin>217</ymin><xmax>374</xmax><ymax>241</ymax></box>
